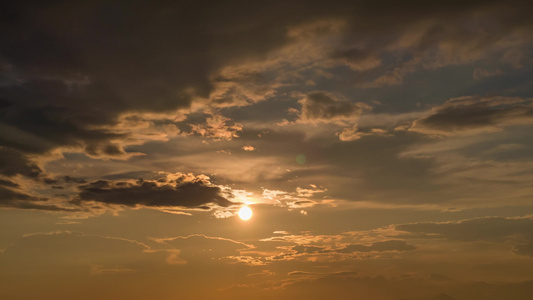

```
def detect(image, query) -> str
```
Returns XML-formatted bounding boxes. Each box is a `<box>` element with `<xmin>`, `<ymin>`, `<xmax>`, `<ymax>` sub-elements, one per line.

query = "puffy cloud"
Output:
<box><xmin>189</xmin><ymin>115</ymin><xmax>243</xmax><ymax>141</ymax></box>
<box><xmin>262</xmin><ymin>185</ymin><xmax>328</xmax><ymax>209</ymax></box>
<box><xmin>337</xmin><ymin>127</ymin><xmax>390</xmax><ymax>142</ymax></box>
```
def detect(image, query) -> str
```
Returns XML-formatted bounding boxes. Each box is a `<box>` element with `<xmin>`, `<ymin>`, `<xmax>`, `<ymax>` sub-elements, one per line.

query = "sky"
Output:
<box><xmin>1</xmin><ymin>1</ymin><xmax>533</xmax><ymax>299</ymax></box>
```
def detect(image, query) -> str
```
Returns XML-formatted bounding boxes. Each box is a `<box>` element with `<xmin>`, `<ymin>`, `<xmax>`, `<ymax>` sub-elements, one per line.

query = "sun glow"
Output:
<box><xmin>238</xmin><ymin>206</ymin><xmax>253</xmax><ymax>221</ymax></box>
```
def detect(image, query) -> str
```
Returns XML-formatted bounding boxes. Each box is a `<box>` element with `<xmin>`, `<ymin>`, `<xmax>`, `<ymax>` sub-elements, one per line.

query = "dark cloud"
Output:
<box><xmin>63</xmin><ymin>176</ymin><xmax>87</xmax><ymax>184</ymax></box>
<box><xmin>0</xmin><ymin>185</ymin><xmax>75</xmax><ymax>211</ymax></box>
<box><xmin>0</xmin><ymin>179</ymin><xmax>19</xmax><ymax>188</ymax></box>
<box><xmin>4</xmin><ymin>0</ymin><xmax>526</xmax><ymax>157</ymax></box>
<box><xmin>0</xmin><ymin>97</ymin><xmax>136</xmax><ymax>159</ymax></box>
<box><xmin>0</xmin><ymin>185</ymin><xmax>41</xmax><ymax>202</ymax></box>
<box><xmin>76</xmin><ymin>176</ymin><xmax>234</xmax><ymax>209</ymax></box>
<box><xmin>0</xmin><ymin>0</ymin><xmax>532</xmax><ymax>215</ymax></box>
<box><xmin>0</xmin><ymin>147</ymin><xmax>42</xmax><ymax>178</ymax></box>
<box><xmin>0</xmin><ymin>0</ymin><xmax>299</xmax><ymax>165</ymax></box>
<box><xmin>409</xmin><ymin>96</ymin><xmax>533</xmax><ymax>136</ymax></box>
<box><xmin>293</xmin><ymin>92</ymin><xmax>370</xmax><ymax>124</ymax></box>
<box><xmin>0</xmin><ymin>148</ymin><xmax>74</xmax><ymax>210</ymax></box>
<box><xmin>330</xmin><ymin>48</ymin><xmax>381</xmax><ymax>71</ymax></box>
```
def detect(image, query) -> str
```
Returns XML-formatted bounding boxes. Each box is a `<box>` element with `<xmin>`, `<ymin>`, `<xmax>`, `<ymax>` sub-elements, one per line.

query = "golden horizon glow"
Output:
<box><xmin>238</xmin><ymin>206</ymin><xmax>253</xmax><ymax>221</ymax></box>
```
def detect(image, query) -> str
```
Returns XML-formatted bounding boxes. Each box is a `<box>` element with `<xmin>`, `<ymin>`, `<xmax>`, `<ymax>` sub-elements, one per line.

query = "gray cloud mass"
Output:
<box><xmin>76</xmin><ymin>178</ymin><xmax>234</xmax><ymax>209</ymax></box>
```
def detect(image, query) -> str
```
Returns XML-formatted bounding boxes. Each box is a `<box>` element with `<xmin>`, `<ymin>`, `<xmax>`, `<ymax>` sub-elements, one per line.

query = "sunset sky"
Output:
<box><xmin>1</xmin><ymin>1</ymin><xmax>533</xmax><ymax>299</ymax></box>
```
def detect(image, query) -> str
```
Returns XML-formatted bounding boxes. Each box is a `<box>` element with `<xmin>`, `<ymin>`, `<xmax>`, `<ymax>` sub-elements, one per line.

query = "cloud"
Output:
<box><xmin>409</xmin><ymin>96</ymin><xmax>533</xmax><ymax>136</ymax></box>
<box><xmin>0</xmin><ymin>98</ymin><xmax>139</xmax><ymax>159</ymax></box>
<box><xmin>262</xmin><ymin>185</ymin><xmax>328</xmax><ymax>209</ymax></box>
<box><xmin>208</xmin><ymin>71</ymin><xmax>282</xmax><ymax>109</ymax></box>
<box><xmin>0</xmin><ymin>147</ymin><xmax>42</xmax><ymax>178</ymax></box>
<box><xmin>330</xmin><ymin>48</ymin><xmax>381</xmax><ymax>71</ymax></box>
<box><xmin>189</xmin><ymin>114</ymin><xmax>243</xmax><ymax>141</ymax></box>
<box><xmin>76</xmin><ymin>173</ymin><xmax>235</xmax><ymax>209</ymax></box>
<box><xmin>396</xmin><ymin>215</ymin><xmax>533</xmax><ymax>242</ymax></box>
<box><xmin>258</xmin><ymin>229</ymin><xmax>417</xmax><ymax>264</ymax></box>
<box><xmin>151</xmin><ymin>234</ymin><xmax>254</xmax><ymax>264</ymax></box>
<box><xmin>0</xmin><ymin>179</ymin><xmax>18</xmax><ymax>188</ymax></box>
<box><xmin>0</xmin><ymin>183</ymin><xmax>78</xmax><ymax>212</ymax></box>
<box><xmin>281</xmin><ymin>91</ymin><xmax>372</xmax><ymax>141</ymax></box>
<box><xmin>1</xmin><ymin>0</ymin><xmax>530</xmax><ymax>152</ymax></box>
<box><xmin>288</xmin><ymin>240</ymin><xmax>416</xmax><ymax>255</ymax></box>
<box><xmin>292</xmin><ymin>92</ymin><xmax>370</xmax><ymax>125</ymax></box>
<box><xmin>153</xmin><ymin>234</ymin><xmax>253</xmax><ymax>249</ymax></box>
<box><xmin>473</xmin><ymin>68</ymin><xmax>504</xmax><ymax>80</ymax></box>
<box><xmin>223</xmin><ymin>255</ymin><xmax>268</xmax><ymax>266</ymax></box>
<box><xmin>0</xmin><ymin>1</ymin><xmax>306</xmax><ymax>191</ymax></box>
<box><xmin>337</xmin><ymin>127</ymin><xmax>390</xmax><ymax>142</ymax></box>
<box><xmin>1</xmin><ymin>0</ymin><xmax>532</xmax><ymax>217</ymax></box>
<box><xmin>357</xmin><ymin>2</ymin><xmax>533</xmax><ymax>87</ymax></box>
<box><xmin>336</xmin><ymin>240</ymin><xmax>416</xmax><ymax>253</ymax></box>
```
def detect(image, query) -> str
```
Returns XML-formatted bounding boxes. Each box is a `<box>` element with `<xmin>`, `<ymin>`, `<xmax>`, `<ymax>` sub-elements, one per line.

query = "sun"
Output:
<box><xmin>238</xmin><ymin>206</ymin><xmax>253</xmax><ymax>221</ymax></box>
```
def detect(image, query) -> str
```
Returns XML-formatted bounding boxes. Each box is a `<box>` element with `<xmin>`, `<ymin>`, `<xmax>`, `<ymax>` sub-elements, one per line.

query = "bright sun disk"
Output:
<box><xmin>238</xmin><ymin>206</ymin><xmax>253</xmax><ymax>220</ymax></box>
